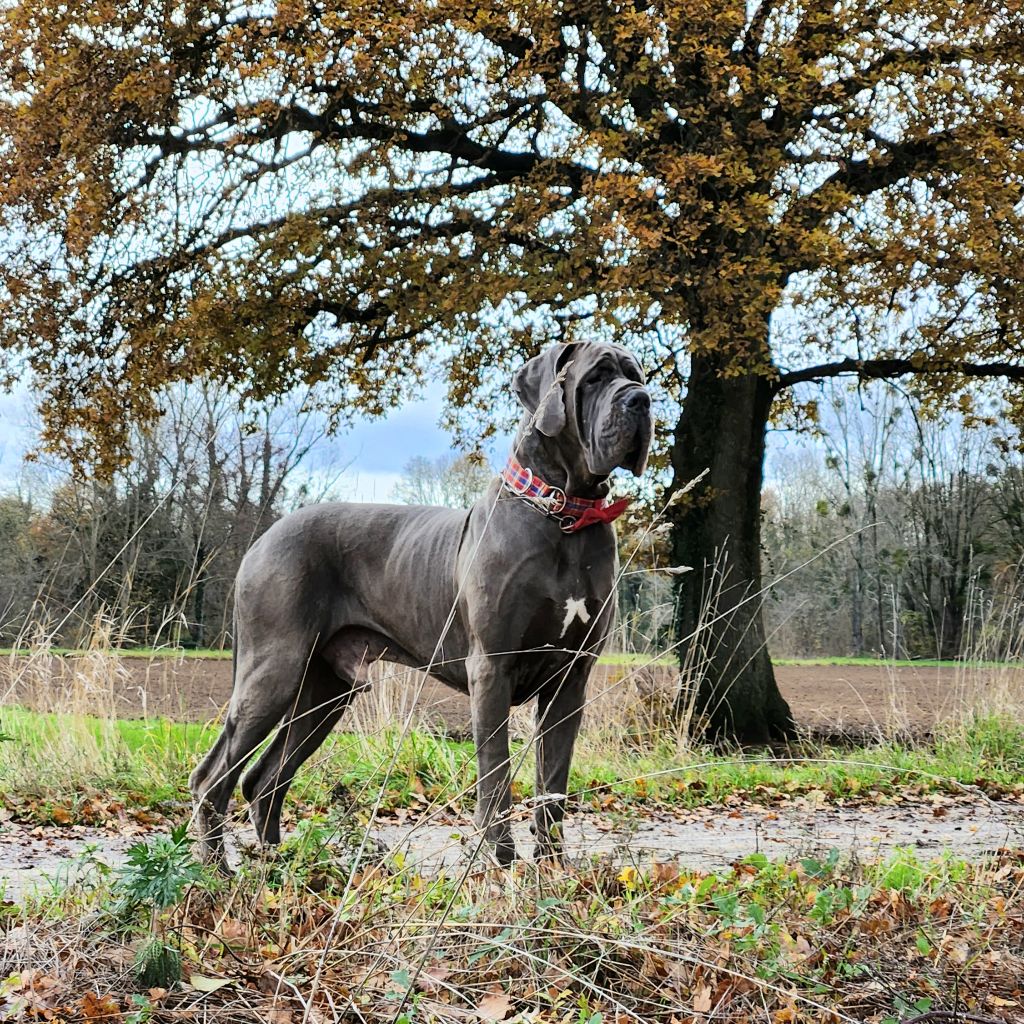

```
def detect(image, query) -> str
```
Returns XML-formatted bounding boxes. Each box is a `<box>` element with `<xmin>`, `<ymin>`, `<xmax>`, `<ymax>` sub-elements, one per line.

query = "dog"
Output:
<box><xmin>190</xmin><ymin>341</ymin><xmax>652</xmax><ymax>866</ymax></box>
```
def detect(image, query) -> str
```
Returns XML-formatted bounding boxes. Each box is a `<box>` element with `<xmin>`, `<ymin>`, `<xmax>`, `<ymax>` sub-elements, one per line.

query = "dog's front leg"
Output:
<box><xmin>467</xmin><ymin>651</ymin><xmax>517</xmax><ymax>865</ymax></box>
<box><xmin>532</xmin><ymin>674</ymin><xmax>586</xmax><ymax>860</ymax></box>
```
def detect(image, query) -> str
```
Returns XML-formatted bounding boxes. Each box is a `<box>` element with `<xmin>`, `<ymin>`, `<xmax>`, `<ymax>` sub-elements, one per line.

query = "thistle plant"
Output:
<box><xmin>112</xmin><ymin>823</ymin><xmax>207</xmax><ymax>987</ymax></box>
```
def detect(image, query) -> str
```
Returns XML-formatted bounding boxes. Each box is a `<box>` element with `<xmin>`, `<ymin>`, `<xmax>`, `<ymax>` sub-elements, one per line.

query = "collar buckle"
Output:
<box><xmin>511</xmin><ymin>465</ymin><xmax>533</xmax><ymax>496</ymax></box>
<box><xmin>546</xmin><ymin>486</ymin><xmax>567</xmax><ymax>514</ymax></box>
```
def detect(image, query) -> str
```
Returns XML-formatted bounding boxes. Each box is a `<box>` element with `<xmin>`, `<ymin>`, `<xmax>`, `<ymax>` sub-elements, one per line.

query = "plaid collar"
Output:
<box><xmin>500</xmin><ymin>455</ymin><xmax>631</xmax><ymax>533</ymax></box>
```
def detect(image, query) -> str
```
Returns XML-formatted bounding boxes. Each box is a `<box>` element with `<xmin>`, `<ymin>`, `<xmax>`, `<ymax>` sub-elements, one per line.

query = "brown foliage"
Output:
<box><xmin>1</xmin><ymin>0</ymin><xmax>1023</xmax><ymax>471</ymax></box>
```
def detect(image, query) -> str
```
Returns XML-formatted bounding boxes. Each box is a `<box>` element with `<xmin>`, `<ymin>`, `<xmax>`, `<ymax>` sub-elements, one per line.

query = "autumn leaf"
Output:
<box><xmin>651</xmin><ymin>860</ymin><xmax>681</xmax><ymax>888</ymax></box>
<box><xmin>617</xmin><ymin>865</ymin><xmax>640</xmax><ymax>889</ymax></box>
<box><xmin>415</xmin><ymin>967</ymin><xmax>452</xmax><ymax>995</ymax></box>
<box><xmin>79</xmin><ymin>992</ymin><xmax>121</xmax><ymax>1020</ymax></box>
<box><xmin>692</xmin><ymin>985</ymin><xmax>713</xmax><ymax>1014</ymax></box>
<box><xmin>476</xmin><ymin>988</ymin><xmax>512</xmax><ymax>1021</ymax></box>
<box><xmin>190</xmin><ymin>974</ymin><xmax>235</xmax><ymax>994</ymax></box>
<box><xmin>49</xmin><ymin>805</ymin><xmax>71</xmax><ymax>825</ymax></box>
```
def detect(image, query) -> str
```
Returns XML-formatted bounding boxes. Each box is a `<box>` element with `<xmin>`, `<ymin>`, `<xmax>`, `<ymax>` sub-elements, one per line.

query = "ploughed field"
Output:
<box><xmin>2</xmin><ymin>651</ymin><xmax>1016</xmax><ymax>736</ymax></box>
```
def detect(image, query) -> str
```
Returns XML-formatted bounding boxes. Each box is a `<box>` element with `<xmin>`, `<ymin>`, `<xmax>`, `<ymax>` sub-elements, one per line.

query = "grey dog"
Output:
<box><xmin>190</xmin><ymin>341</ymin><xmax>652</xmax><ymax>866</ymax></box>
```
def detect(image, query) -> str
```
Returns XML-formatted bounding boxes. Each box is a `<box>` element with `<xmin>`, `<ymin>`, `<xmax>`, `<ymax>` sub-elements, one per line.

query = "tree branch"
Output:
<box><xmin>784</xmin><ymin>130</ymin><xmax>954</xmax><ymax>232</ymax></box>
<box><xmin>788</xmin><ymin>31</ymin><xmax>1024</xmax><ymax>134</ymax></box>
<box><xmin>776</xmin><ymin>356</ymin><xmax>1024</xmax><ymax>391</ymax></box>
<box><xmin>280</xmin><ymin>104</ymin><xmax>589</xmax><ymax>187</ymax></box>
<box><xmin>739</xmin><ymin>1</ymin><xmax>773</xmax><ymax>62</ymax></box>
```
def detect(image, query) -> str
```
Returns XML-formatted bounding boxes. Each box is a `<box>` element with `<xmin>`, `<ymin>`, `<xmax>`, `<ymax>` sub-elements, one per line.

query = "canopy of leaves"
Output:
<box><xmin>1</xmin><ymin>0</ymin><xmax>1023</xmax><ymax>470</ymax></box>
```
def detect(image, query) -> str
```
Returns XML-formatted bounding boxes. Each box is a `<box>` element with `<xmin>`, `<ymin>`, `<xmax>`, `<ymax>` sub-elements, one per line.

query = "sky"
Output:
<box><xmin>0</xmin><ymin>367</ymin><xmax>817</xmax><ymax>501</ymax></box>
<box><xmin>0</xmin><ymin>378</ymin><xmax>506</xmax><ymax>502</ymax></box>
<box><xmin>311</xmin><ymin>382</ymin><xmax>481</xmax><ymax>502</ymax></box>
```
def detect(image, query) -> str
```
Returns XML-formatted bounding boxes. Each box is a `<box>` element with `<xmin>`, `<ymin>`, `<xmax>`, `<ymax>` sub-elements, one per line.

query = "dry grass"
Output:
<box><xmin>3</xmin><ymin>830</ymin><xmax>1023</xmax><ymax>1024</ymax></box>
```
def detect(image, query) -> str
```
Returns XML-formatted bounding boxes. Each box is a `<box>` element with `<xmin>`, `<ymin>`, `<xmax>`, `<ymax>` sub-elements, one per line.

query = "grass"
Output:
<box><xmin>1</xmin><ymin>706</ymin><xmax>1022</xmax><ymax>826</ymax></box>
<box><xmin>0</xmin><ymin>645</ymin><xmax>234</xmax><ymax>659</ymax></box>
<box><xmin>2</xmin><ymin>646</ymin><xmax>1023</xmax><ymax>1022</ymax></box>
<box><xmin>774</xmin><ymin>656</ymin><xmax>1019</xmax><ymax>668</ymax></box>
<box><xmin>8</xmin><ymin>646</ymin><xmax>1020</xmax><ymax>669</ymax></box>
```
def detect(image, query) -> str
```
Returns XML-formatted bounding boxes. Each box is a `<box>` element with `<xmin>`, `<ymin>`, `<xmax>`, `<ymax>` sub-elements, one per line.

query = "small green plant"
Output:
<box><xmin>112</xmin><ymin>823</ymin><xmax>208</xmax><ymax>987</ymax></box>
<box><xmin>125</xmin><ymin>993</ymin><xmax>156</xmax><ymax>1024</ymax></box>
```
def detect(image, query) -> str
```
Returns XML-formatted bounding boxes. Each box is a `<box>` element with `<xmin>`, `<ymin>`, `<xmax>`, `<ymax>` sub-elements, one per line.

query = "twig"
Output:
<box><xmin>899</xmin><ymin>1012</ymin><xmax>1010</xmax><ymax>1024</ymax></box>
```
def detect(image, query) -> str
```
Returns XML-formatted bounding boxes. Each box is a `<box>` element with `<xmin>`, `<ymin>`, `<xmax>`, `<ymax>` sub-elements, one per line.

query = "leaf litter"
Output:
<box><xmin>1</xmin><ymin>810</ymin><xmax>1022</xmax><ymax>1024</ymax></box>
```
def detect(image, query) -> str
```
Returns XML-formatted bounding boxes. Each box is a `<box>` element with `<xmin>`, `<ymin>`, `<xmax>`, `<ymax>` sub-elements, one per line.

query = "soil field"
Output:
<box><xmin>2</xmin><ymin>653</ymin><xmax>1017</xmax><ymax>736</ymax></box>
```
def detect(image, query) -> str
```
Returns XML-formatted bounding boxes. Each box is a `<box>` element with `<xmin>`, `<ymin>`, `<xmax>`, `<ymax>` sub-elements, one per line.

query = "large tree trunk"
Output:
<box><xmin>669</xmin><ymin>354</ymin><xmax>796</xmax><ymax>743</ymax></box>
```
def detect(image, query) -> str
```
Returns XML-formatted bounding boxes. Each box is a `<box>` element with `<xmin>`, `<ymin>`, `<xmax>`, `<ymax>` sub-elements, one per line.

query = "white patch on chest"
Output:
<box><xmin>560</xmin><ymin>597</ymin><xmax>591</xmax><ymax>638</ymax></box>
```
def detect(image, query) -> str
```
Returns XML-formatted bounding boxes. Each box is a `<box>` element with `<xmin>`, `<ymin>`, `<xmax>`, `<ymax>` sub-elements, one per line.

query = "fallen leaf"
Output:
<box><xmin>651</xmin><ymin>861</ymin><xmax>680</xmax><ymax>887</ymax></box>
<box><xmin>416</xmin><ymin>967</ymin><xmax>451</xmax><ymax>995</ymax></box>
<box><xmin>80</xmin><ymin>992</ymin><xmax>120</xmax><ymax>1020</ymax></box>
<box><xmin>190</xmin><ymin>974</ymin><xmax>234</xmax><ymax>994</ymax></box>
<box><xmin>476</xmin><ymin>989</ymin><xmax>512</xmax><ymax>1021</ymax></box>
<box><xmin>987</xmin><ymin>996</ymin><xmax>1019</xmax><ymax>1008</ymax></box>
<box><xmin>219</xmin><ymin>918</ymin><xmax>249</xmax><ymax>944</ymax></box>
<box><xmin>860</xmin><ymin>914</ymin><xmax>894</xmax><ymax>935</ymax></box>
<box><xmin>693</xmin><ymin>985</ymin><xmax>712</xmax><ymax>1013</ymax></box>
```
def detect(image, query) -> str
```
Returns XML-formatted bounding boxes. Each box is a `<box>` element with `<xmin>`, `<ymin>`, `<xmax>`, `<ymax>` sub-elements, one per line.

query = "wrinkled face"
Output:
<box><xmin>570</xmin><ymin>345</ymin><xmax>652</xmax><ymax>477</ymax></box>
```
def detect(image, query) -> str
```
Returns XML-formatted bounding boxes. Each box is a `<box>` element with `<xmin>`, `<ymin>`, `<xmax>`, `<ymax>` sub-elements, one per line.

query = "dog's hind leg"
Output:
<box><xmin>189</xmin><ymin>650</ymin><xmax>311</xmax><ymax>869</ymax></box>
<box><xmin>241</xmin><ymin>655</ymin><xmax>357</xmax><ymax>847</ymax></box>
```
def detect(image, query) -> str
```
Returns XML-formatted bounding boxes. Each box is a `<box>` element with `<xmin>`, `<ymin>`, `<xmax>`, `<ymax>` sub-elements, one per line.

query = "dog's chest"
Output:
<box><xmin>521</xmin><ymin>558</ymin><xmax>612</xmax><ymax>653</ymax></box>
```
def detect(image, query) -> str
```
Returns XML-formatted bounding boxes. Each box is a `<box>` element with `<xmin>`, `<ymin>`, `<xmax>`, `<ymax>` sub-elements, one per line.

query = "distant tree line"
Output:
<box><xmin>762</xmin><ymin>384</ymin><xmax>1024</xmax><ymax>661</ymax></box>
<box><xmin>1</xmin><ymin>380</ymin><xmax>1020</xmax><ymax>661</ymax></box>
<box><xmin>0</xmin><ymin>385</ymin><xmax>332</xmax><ymax>648</ymax></box>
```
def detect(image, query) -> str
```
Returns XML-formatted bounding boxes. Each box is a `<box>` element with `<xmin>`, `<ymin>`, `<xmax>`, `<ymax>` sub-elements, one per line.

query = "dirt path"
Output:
<box><xmin>2</xmin><ymin>797</ymin><xmax>1020</xmax><ymax>899</ymax></box>
<box><xmin>3</xmin><ymin>654</ymin><xmax>1018</xmax><ymax>734</ymax></box>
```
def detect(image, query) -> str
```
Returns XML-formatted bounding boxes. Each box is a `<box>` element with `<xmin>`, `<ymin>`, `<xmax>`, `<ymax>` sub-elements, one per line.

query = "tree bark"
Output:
<box><xmin>850</xmin><ymin>532</ymin><xmax>865</xmax><ymax>656</ymax></box>
<box><xmin>669</xmin><ymin>354</ymin><xmax>796</xmax><ymax>742</ymax></box>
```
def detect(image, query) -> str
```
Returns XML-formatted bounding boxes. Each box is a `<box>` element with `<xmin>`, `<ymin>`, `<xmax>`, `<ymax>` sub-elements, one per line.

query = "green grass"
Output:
<box><xmin>6</xmin><ymin>645</ymin><xmax>641</xmax><ymax>664</ymax></box>
<box><xmin>1</xmin><ymin>706</ymin><xmax>1021</xmax><ymax>825</ymax></box>
<box><xmin>6</xmin><ymin>646</ymin><xmax>1022</xmax><ymax>672</ymax></box>
<box><xmin>3</xmin><ymin>708</ymin><xmax>1022</xmax><ymax>1022</ymax></box>
<box><xmin>774</xmin><ymin>655</ymin><xmax>1019</xmax><ymax>668</ymax></box>
<box><xmin>0</xmin><ymin>646</ymin><xmax>661</xmax><ymax>664</ymax></box>
<box><xmin>0</xmin><ymin>645</ymin><xmax>233</xmax><ymax>658</ymax></box>
<box><xmin>597</xmin><ymin>651</ymin><xmax>676</xmax><ymax>666</ymax></box>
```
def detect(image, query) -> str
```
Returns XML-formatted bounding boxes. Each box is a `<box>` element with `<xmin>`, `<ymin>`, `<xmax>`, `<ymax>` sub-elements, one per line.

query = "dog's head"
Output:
<box><xmin>513</xmin><ymin>342</ymin><xmax>652</xmax><ymax>480</ymax></box>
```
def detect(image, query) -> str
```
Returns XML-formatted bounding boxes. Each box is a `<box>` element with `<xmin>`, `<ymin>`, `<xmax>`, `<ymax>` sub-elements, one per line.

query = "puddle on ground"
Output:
<box><xmin>2</xmin><ymin>797</ymin><xmax>1020</xmax><ymax>900</ymax></box>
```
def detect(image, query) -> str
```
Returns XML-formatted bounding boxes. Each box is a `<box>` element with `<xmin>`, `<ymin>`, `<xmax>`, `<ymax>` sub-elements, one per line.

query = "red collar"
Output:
<box><xmin>500</xmin><ymin>455</ymin><xmax>631</xmax><ymax>533</ymax></box>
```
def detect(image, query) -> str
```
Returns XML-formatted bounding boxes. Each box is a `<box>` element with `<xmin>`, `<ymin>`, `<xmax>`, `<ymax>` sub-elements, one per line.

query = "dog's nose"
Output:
<box><xmin>624</xmin><ymin>389</ymin><xmax>650</xmax><ymax>412</ymax></box>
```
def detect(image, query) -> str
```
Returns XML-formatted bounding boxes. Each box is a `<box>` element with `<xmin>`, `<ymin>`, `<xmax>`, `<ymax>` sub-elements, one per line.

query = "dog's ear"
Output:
<box><xmin>512</xmin><ymin>344</ymin><xmax>576</xmax><ymax>437</ymax></box>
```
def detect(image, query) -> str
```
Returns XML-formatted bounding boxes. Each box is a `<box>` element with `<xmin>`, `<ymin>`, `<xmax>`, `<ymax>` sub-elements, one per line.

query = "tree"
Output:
<box><xmin>2</xmin><ymin>0</ymin><xmax>1024</xmax><ymax>739</ymax></box>
<box><xmin>0</xmin><ymin>383</ymin><xmax>329</xmax><ymax>647</ymax></box>
<box><xmin>762</xmin><ymin>383</ymin><xmax>1011</xmax><ymax>661</ymax></box>
<box><xmin>0</xmin><ymin>494</ymin><xmax>41</xmax><ymax>638</ymax></box>
<box><xmin>884</xmin><ymin>407</ymin><xmax>995</xmax><ymax>659</ymax></box>
<box><xmin>392</xmin><ymin>453</ymin><xmax>493</xmax><ymax>508</ymax></box>
<box><xmin>819</xmin><ymin>383</ymin><xmax>903</xmax><ymax>657</ymax></box>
